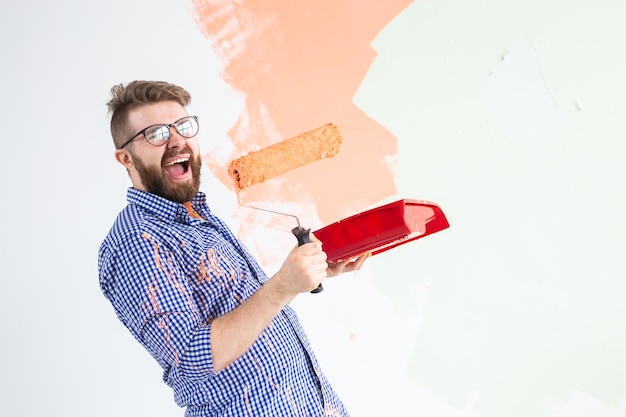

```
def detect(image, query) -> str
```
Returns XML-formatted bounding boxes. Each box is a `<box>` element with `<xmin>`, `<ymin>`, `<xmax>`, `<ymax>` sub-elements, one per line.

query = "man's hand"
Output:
<box><xmin>273</xmin><ymin>234</ymin><xmax>372</xmax><ymax>298</ymax></box>
<box><xmin>326</xmin><ymin>252</ymin><xmax>371</xmax><ymax>276</ymax></box>
<box><xmin>273</xmin><ymin>238</ymin><xmax>329</xmax><ymax>297</ymax></box>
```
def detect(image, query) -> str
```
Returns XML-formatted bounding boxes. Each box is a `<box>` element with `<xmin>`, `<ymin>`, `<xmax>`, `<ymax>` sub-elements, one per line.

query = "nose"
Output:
<box><xmin>166</xmin><ymin>126</ymin><xmax>186</xmax><ymax>149</ymax></box>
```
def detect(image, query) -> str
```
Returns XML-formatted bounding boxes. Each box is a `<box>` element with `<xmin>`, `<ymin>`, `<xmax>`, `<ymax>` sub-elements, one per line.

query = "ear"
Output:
<box><xmin>114</xmin><ymin>149</ymin><xmax>134</xmax><ymax>169</ymax></box>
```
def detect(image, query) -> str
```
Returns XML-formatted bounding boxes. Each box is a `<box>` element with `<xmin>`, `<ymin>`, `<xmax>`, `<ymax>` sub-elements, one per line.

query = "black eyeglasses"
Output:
<box><xmin>118</xmin><ymin>115</ymin><xmax>200</xmax><ymax>149</ymax></box>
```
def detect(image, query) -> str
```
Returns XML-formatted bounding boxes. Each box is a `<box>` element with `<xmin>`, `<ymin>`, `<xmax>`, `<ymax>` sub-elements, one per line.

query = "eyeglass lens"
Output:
<box><xmin>145</xmin><ymin>117</ymin><xmax>199</xmax><ymax>145</ymax></box>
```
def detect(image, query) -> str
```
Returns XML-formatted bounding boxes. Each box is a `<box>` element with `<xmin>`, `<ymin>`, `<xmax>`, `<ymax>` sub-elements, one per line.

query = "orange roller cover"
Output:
<box><xmin>228</xmin><ymin>123</ymin><xmax>342</xmax><ymax>191</ymax></box>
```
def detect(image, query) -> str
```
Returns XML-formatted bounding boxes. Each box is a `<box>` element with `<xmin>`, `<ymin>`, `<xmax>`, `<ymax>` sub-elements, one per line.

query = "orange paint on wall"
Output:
<box><xmin>193</xmin><ymin>0</ymin><xmax>411</xmax><ymax>224</ymax></box>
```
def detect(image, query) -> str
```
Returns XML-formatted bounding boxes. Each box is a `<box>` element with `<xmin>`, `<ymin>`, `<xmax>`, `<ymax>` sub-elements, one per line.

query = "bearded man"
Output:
<box><xmin>98</xmin><ymin>80</ymin><xmax>368</xmax><ymax>417</ymax></box>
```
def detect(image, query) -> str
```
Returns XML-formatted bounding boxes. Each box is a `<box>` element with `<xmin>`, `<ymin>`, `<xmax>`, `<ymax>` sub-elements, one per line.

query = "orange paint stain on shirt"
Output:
<box><xmin>324</xmin><ymin>405</ymin><xmax>344</xmax><ymax>417</ymax></box>
<box><xmin>244</xmin><ymin>384</ymin><xmax>253</xmax><ymax>417</ymax></box>
<box><xmin>147</xmin><ymin>279</ymin><xmax>161</xmax><ymax>315</ymax></box>
<box><xmin>250</xmin><ymin>354</ymin><xmax>280</xmax><ymax>390</ymax></box>
<box><xmin>262</xmin><ymin>331</ymin><xmax>276</xmax><ymax>352</ymax></box>
<box><xmin>142</xmin><ymin>232</ymin><xmax>199</xmax><ymax>316</ymax></box>
<box><xmin>139</xmin><ymin>233</ymin><xmax>201</xmax><ymax>363</ymax></box>
<box><xmin>192</xmin><ymin>0</ymin><xmax>410</xmax><ymax>224</ymax></box>
<box><xmin>196</xmin><ymin>247</ymin><xmax>232</xmax><ymax>285</ymax></box>
<box><xmin>141</xmin><ymin>232</ymin><xmax>165</xmax><ymax>272</ymax></box>
<box><xmin>158</xmin><ymin>314</ymin><xmax>181</xmax><ymax>365</ymax></box>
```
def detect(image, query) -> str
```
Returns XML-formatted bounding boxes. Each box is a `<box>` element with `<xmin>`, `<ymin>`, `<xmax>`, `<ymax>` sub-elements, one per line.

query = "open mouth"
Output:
<box><xmin>164</xmin><ymin>156</ymin><xmax>191</xmax><ymax>179</ymax></box>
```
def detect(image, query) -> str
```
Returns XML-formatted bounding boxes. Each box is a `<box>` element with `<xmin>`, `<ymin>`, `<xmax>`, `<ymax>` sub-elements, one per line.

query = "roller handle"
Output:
<box><xmin>291</xmin><ymin>226</ymin><xmax>324</xmax><ymax>294</ymax></box>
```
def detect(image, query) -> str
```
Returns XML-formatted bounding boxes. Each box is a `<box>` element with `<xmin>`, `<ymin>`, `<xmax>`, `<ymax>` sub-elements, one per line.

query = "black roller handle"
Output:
<box><xmin>291</xmin><ymin>226</ymin><xmax>324</xmax><ymax>294</ymax></box>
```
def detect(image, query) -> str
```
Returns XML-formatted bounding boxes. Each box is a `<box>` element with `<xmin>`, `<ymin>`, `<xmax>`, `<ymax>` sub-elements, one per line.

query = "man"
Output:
<box><xmin>98</xmin><ymin>80</ymin><xmax>368</xmax><ymax>416</ymax></box>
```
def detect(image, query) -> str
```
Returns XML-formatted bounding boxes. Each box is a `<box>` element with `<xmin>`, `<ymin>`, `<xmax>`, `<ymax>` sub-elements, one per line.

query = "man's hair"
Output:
<box><xmin>107</xmin><ymin>80</ymin><xmax>192</xmax><ymax>148</ymax></box>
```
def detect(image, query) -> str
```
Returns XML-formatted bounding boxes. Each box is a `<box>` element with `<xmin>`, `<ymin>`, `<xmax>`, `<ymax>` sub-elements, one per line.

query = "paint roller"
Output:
<box><xmin>228</xmin><ymin>123</ymin><xmax>343</xmax><ymax>293</ymax></box>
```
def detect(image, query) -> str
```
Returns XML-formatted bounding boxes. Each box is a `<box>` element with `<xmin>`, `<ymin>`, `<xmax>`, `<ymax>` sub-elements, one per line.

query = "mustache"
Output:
<box><xmin>161</xmin><ymin>145</ymin><xmax>195</xmax><ymax>165</ymax></box>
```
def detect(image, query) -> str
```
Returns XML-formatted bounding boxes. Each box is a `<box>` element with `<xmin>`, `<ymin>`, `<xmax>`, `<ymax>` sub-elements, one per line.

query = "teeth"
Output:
<box><xmin>166</xmin><ymin>157</ymin><xmax>189</xmax><ymax>167</ymax></box>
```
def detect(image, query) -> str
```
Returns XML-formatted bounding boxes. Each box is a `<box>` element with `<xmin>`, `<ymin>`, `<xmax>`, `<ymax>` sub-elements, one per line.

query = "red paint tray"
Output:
<box><xmin>313</xmin><ymin>199</ymin><xmax>449</xmax><ymax>263</ymax></box>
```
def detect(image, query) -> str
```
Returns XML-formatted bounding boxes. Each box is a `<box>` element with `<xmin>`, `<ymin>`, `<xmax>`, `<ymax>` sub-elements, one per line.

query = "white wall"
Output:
<box><xmin>1</xmin><ymin>0</ymin><xmax>625</xmax><ymax>416</ymax></box>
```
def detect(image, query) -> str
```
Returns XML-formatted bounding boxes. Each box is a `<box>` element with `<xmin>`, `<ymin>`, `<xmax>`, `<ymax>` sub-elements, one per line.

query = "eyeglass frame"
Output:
<box><xmin>118</xmin><ymin>115</ymin><xmax>200</xmax><ymax>149</ymax></box>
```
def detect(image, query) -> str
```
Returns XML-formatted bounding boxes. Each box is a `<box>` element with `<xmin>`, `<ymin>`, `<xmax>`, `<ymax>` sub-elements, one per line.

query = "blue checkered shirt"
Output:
<box><xmin>98</xmin><ymin>188</ymin><xmax>349</xmax><ymax>416</ymax></box>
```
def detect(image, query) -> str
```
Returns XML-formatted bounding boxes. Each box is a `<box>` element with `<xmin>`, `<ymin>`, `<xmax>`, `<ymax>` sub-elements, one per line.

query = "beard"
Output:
<box><xmin>131</xmin><ymin>146</ymin><xmax>202</xmax><ymax>203</ymax></box>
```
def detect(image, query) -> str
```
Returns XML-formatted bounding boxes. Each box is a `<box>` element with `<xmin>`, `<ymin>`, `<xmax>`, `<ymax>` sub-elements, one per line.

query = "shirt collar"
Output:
<box><xmin>126</xmin><ymin>188</ymin><xmax>210</xmax><ymax>223</ymax></box>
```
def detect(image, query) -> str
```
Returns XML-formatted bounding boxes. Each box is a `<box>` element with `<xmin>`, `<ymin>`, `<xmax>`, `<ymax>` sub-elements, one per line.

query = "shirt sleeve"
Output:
<box><xmin>99</xmin><ymin>228</ymin><xmax>218</xmax><ymax>382</ymax></box>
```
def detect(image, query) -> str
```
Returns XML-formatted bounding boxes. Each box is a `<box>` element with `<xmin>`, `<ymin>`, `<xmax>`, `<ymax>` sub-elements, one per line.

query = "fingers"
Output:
<box><xmin>274</xmin><ymin>242</ymin><xmax>327</xmax><ymax>295</ymax></box>
<box><xmin>350</xmin><ymin>252</ymin><xmax>371</xmax><ymax>270</ymax></box>
<box><xmin>309</xmin><ymin>232</ymin><xmax>322</xmax><ymax>244</ymax></box>
<box><xmin>310</xmin><ymin>233</ymin><xmax>370</xmax><ymax>276</ymax></box>
<box><xmin>278</xmin><ymin>233</ymin><xmax>371</xmax><ymax>296</ymax></box>
<box><xmin>297</xmin><ymin>240</ymin><xmax>323</xmax><ymax>256</ymax></box>
<box><xmin>326</xmin><ymin>252</ymin><xmax>371</xmax><ymax>276</ymax></box>
<box><xmin>293</xmin><ymin>241</ymin><xmax>327</xmax><ymax>267</ymax></box>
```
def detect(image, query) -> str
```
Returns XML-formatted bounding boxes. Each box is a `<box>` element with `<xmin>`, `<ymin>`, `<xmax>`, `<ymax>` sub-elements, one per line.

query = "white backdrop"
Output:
<box><xmin>1</xmin><ymin>1</ymin><xmax>625</xmax><ymax>416</ymax></box>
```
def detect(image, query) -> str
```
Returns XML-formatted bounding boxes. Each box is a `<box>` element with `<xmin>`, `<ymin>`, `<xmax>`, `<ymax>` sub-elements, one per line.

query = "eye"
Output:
<box><xmin>176</xmin><ymin>119</ymin><xmax>195</xmax><ymax>136</ymax></box>
<box><xmin>145</xmin><ymin>125</ymin><xmax>169</xmax><ymax>144</ymax></box>
<box><xmin>175</xmin><ymin>117</ymin><xmax>199</xmax><ymax>138</ymax></box>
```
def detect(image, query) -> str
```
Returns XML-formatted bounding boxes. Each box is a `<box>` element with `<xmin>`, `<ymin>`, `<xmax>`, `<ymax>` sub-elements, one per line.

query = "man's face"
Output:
<box><xmin>118</xmin><ymin>101</ymin><xmax>202</xmax><ymax>203</ymax></box>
